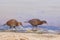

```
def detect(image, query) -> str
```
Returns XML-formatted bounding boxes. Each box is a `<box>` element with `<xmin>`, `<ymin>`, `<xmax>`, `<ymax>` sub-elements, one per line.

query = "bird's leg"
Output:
<box><xmin>36</xmin><ymin>26</ymin><xmax>39</xmax><ymax>30</ymax></box>
<box><xmin>35</xmin><ymin>26</ymin><xmax>38</xmax><ymax>31</ymax></box>
<box><xmin>14</xmin><ymin>26</ymin><xmax>16</xmax><ymax>30</ymax></box>
<box><xmin>14</xmin><ymin>26</ymin><xmax>17</xmax><ymax>31</ymax></box>
<box><xmin>13</xmin><ymin>26</ymin><xmax>15</xmax><ymax>28</ymax></box>
<box><xmin>32</xmin><ymin>26</ymin><xmax>37</xmax><ymax>31</ymax></box>
<box><xmin>10</xmin><ymin>26</ymin><xmax>12</xmax><ymax>29</ymax></box>
<box><xmin>12</xmin><ymin>26</ymin><xmax>16</xmax><ymax>31</ymax></box>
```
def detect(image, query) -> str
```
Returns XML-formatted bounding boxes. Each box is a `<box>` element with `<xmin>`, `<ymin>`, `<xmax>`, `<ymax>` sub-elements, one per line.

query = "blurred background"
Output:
<box><xmin>0</xmin><ymin>0</ymin><xmax>60</xmax><ymax>33</ymax></box>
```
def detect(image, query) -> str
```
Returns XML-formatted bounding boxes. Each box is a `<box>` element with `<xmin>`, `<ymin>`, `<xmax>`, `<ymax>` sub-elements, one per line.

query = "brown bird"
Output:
<box><xmin>25</xmin><ymin>19</ymin><xmax>47</xmax><ymax>31</ymax></box>
<box><xmin>3</xmin><ymin>19</ymin><xmax>23</xmax><ymax>29</ymax></box>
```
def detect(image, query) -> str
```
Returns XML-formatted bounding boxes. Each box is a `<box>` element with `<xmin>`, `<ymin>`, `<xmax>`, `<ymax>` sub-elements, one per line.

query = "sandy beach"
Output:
<box><xmin>0</xmin><ymin>32</ymin><xmax>59</xmax><ymax>40</ymax></box>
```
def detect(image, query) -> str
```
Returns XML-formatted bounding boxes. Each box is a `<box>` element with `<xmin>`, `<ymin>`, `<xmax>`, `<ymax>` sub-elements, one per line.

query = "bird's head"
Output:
<box><xmin>42</xmin><ymin>20</ymin><xmax>47</xmax><ymax>24</ymax></box>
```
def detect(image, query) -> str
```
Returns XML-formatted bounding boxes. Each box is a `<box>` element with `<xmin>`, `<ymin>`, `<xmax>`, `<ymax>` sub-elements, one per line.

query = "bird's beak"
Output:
<box><xmin>46</xmin><ymin>23</ymin><xmax>48</xmax><ymax>25</ymax></box>
<box><xmin>24</xmin><ymin>21</ymin><xmax>28</xmax><ymax>23</ymax></box>
<box><xmin>21</xmin><ymin>25</ymin><xmax>23</xmax><ymax>26</ymax></box>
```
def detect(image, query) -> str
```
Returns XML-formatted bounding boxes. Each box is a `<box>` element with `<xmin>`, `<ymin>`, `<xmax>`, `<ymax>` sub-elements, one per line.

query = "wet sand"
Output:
<box><xmin>0</xmin><ymin>32</ymin><xmax>59</xmax><ymax>40</ymax></box>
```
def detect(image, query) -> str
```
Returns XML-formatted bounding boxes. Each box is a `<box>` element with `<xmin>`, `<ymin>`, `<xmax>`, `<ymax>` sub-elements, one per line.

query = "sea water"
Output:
<box><xmin>0</xmin><ymin>25</ymin><xmax>60</xmax><ymax>33</ymax></box>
